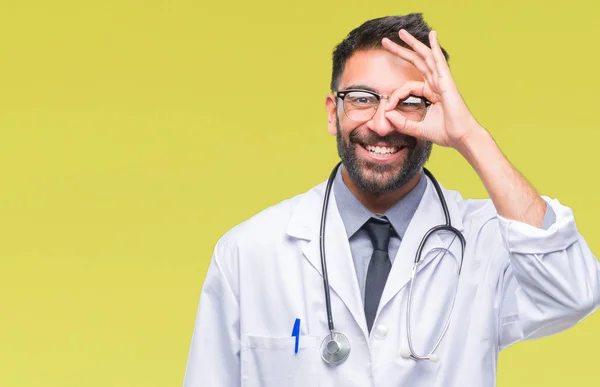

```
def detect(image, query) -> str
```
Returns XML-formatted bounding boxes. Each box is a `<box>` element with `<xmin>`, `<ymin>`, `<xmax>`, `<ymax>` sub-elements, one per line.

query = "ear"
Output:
<box><xmin>325</xmin><ymin>93</ymin><xmax>338</xmax><ymax>136</ymax></box>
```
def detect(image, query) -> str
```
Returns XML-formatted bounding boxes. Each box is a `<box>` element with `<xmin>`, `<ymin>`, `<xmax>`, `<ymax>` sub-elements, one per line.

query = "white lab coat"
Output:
<box><xmin>183</xmin><ymin>175</ymin><xmax>600</xmax><ymax>387</ymax></box>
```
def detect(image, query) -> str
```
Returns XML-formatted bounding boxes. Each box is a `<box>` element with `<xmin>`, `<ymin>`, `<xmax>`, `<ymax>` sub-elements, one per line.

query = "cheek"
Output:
<box><xmin>342</xmin><ymin>127</ymin><xmax>363</xmax><ymax>145</ymax></box>
<box><xmin>337</xmin><ymin>118</ymin><xmax>357</xmax><ymax>138</ymax></box>
<box><xmin>337</xmin><ymin>113</ymin><xmax>363</xmax><ymax>133</ymax></box>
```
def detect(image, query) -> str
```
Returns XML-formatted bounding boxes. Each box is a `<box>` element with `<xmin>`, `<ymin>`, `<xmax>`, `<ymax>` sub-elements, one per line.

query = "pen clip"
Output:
<box><xmin>291</xmin><ymin>318</ymin><xmax>300</xmax><ymax>354</ymax></box>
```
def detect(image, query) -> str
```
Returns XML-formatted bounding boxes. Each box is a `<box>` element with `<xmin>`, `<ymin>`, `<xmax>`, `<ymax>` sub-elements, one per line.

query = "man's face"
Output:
<box><xmin>326</xmin><ymin>49</ymin><xmax>432</xmax><ymax>194</ymax></box>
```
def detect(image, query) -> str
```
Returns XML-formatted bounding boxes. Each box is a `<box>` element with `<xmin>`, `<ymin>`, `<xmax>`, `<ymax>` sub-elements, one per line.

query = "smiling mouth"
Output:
<box><xmin>362</xmin><ymin>143</ymin><xmax>406</xmax><ymax>156</ymax></box>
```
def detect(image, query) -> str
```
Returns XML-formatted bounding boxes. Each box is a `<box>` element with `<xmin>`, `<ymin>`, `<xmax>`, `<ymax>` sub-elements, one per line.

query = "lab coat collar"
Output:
<box><xmin>285</xmin><ymin>173</ymin><xmax>465</xmax><ymax>336</ymax></box>
<box><xmin>332</xmin><ymin>166</ymin><xmax>427</xmax><ymax>240</ymax></box>
<box><xmin>285</xmin><ymin>172</ymin><xmax>464</xmax><ymax>241</ymax></box>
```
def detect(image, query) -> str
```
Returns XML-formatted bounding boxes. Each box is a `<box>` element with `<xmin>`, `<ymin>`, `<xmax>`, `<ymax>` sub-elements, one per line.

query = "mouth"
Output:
<box><xmin>358</xmin><ymin>142</ymin><xmax>407</xmax><ymax>162</ymax></box>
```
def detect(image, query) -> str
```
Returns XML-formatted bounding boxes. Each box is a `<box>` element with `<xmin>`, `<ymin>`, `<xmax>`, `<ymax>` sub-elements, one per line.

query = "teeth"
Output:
<box><xmin>365</xmin><ymin>145</ymin><xmax>399</xmax><ymax>155</ymax></box>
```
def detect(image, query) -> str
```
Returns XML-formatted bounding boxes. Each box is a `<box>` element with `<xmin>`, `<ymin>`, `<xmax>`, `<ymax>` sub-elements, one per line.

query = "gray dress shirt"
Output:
<box><xmin>332</xmin><ymin>167</ymin><xmax>556</xmax><ymax>303</ymax></box>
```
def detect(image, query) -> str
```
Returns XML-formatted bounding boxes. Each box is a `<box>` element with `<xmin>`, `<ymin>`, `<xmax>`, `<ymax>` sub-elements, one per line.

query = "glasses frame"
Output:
<box><xmin>334</xmin><ymin>88</ymin><xmax>432</xmax><ymax>122</ymax></box>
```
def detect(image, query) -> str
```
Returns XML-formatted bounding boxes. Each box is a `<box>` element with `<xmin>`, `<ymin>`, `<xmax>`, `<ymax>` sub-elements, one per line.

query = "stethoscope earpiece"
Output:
<box><xmin>400</xmin><ymin>348</ymin><xmax>440</xmax><ymax>363</ymax></box>
<box><xmin>399</xmin><ymin>348</ymin><xmax>412</xmax><ymax>359</ymax></box>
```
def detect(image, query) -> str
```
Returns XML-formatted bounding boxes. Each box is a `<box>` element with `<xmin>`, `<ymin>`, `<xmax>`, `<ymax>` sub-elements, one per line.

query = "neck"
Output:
<box><xmin>341</xmin><ymin>166</ymin><xmax>422</xmax><ymax>214</ymax></box>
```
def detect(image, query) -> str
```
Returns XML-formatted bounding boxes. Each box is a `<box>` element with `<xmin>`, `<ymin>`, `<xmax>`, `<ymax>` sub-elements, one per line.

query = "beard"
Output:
<box><xmin>336</xmin><ymin>118</ymin><xmax>432</xmax><ymax>194</ymax></box>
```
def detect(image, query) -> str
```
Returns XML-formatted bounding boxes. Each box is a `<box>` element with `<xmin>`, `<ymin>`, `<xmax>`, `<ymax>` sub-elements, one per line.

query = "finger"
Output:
<box><xmin>398</xmin><ymin>29</ymin><xmax>438</xmax><ymax>78</ymax></box>
<box><xmin>381</xmin><ymin>38</ymin><xmax>434</xmax><ymax>84</ymax></box>
<box><xmin>384</xmin><ymin>110</ymin><xmax>424</xmax><ymax>138</ymax></box>
<box><xmin>429</xmin><ymin>30</ymin><xmax>451</xmax><ymax>78</ymax></box>
<box><xmin>384</xmin><ymin>81</ymin><xmax>438</xmax><ymax>112</ymax></box>
<box><xmin>384</xmin><ymin>81</ymin><xmax>425</xmax><ymax>111</ymax></box>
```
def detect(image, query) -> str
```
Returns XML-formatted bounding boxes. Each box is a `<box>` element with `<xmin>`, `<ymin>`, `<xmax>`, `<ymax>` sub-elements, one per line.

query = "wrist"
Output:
<box><xmin>455</xmin><ymin>125</ymin><xmax>497</xmax><ymax>168</ymax></box>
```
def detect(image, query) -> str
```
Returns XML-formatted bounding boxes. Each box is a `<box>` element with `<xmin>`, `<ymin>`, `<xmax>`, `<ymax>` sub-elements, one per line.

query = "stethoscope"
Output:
<box><xmin>319</xmin><ymin>162</ymin><xmax>466</xmax><ymax>365</ymax></box>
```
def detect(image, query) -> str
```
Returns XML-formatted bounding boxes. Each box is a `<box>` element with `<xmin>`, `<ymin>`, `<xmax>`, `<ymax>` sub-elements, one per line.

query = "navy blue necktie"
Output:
<box><xmin>363</xmin><ymin>217</ymin><xmax>393</xmax><ymax>333</ymax></box>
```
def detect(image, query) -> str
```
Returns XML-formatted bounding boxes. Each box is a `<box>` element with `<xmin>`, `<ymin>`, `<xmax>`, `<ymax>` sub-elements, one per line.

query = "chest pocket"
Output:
<box><xmin>241</xmin><ymin>335</ymin><xmax>320</xmax><ymax>387</ymax></box>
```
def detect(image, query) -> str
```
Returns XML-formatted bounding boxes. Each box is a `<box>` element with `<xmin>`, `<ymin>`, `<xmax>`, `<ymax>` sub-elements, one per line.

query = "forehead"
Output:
<box><xmin>338</xmin><ymin>49</ymin><xmax>423</xmax><ymax>94</ymax></box>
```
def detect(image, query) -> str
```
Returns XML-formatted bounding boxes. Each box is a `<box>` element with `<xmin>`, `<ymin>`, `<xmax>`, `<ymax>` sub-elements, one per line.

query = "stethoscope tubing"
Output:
<box><xmin>318</xmin><ymin>162</ymin><xmax>466</xmax><ymax>364</ymax></box>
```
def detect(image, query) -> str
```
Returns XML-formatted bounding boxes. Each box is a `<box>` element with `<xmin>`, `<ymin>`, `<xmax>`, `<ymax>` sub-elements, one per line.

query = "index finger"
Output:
<box><xmin>397</xmin><ymin>29</ymin><xmax>439</xmax><ymax>78</ymax></box>
<box><xmin>384</xmin><ymin>80</ymin><xmax>437</xmax><ymax>112</ymax></box>
<box><xmin>381</xmin><ymin>38</ymin><xmax>427</xmax><ymax>71</ymax></box>
<box><xmin>381</xmin><ymin>38</ymin><xmax>434</xmax><ymax>85</ymax></box>
<box><xmin>398</xmin><ymin>29</ymin><xmax>435</xmax><ymax>62</ymax></box>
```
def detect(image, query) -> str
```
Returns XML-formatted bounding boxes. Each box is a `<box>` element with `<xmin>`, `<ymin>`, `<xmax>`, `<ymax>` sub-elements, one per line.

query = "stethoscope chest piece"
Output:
<box><xmin>316</xmin><ymin>163</ymin><xmax>464</xmax><ymax>365</ymax></box>
<box><xmin>320</xmin><ymin>331</ymin><xmax>351</xmax><ymax>365</ymax></box>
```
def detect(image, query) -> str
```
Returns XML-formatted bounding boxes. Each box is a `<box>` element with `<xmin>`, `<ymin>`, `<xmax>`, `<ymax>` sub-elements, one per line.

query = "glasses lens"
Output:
<box><xmin>342</xmin><ymin>91</ymin><xmax>429</xmax><ymax>122</ymax></box>
<box><xmin>342</xmin><ymin>91</ymin><xmax>379</xmax><ymax>121</ymax></box>
<box><xmin>394</xmin><ymin>95</ymin><xmax>428</xmax><ymax>121</ymax></box>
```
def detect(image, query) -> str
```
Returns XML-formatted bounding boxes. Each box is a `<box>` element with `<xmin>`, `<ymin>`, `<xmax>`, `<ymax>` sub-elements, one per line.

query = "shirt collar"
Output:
<box><xmin>333</xmin><ymin>165</ymin><xmax>427</xmax><ymax>239</ymax></box>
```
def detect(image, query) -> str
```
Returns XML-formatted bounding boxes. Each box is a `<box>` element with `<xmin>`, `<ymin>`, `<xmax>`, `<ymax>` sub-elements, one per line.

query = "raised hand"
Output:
<box><xmin>381</xmin><ymin>29</ymin><xmax>482</xmax><ymax>149</ymax></box>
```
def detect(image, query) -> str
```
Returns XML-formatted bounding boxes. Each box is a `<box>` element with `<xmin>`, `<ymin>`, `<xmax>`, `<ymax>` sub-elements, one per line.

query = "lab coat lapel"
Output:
<box><xmin>378</xmin><ymin>176</ymin><xmax>464</xmax><ymax>313</ymax></box>
<box><xmin>286</xmin><ymin>182</ymin><xmax>367</xmax><ymax>335</ymax></box>
<box><xmin>285</xmin><ymin>174</ymin><xmax>464</xmax><ymax>336</ymax></box>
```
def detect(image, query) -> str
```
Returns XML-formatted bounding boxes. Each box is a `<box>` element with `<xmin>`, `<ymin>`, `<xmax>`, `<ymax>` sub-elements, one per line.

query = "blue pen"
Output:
<box><xmin>291</xmin><ymin>318</ymin><xmax>300</xmax><ymax>354</ymax></box>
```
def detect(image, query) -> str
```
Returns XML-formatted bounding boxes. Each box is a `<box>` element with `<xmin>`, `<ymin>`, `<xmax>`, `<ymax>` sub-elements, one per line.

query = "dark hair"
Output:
<box><xmin>330</xmin><ymin>13</ymin><xmax>450</xmax><ymax>91</ymax></box>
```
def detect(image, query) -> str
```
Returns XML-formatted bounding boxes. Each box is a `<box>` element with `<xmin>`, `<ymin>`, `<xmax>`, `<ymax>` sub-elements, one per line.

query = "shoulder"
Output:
<box><xmin>439</xmin><ymin>183</ymin><xmax>499</xmax><ymax>222</ymax></box>
<box><xmin>441</xmin><ymin>185</ymin><xmax>503</xmax><ymax>238</ymax></box>
<box><xmin>458</xmin><ymin>196</ymin><xmax>499</xmax><ymax>224</ymax></box>
<box><xmin>214</xmin><ymin>181</ymin><xmax>326</xmax><ymax>258</ymax></box>
<box><xmin>427</xmin><ymin>185</ymin><xmax>510</xmax><ymax>275</ymax></box>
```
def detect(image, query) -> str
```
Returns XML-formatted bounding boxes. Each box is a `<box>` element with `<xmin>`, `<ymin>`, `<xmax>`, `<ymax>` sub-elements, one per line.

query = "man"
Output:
<box><xmin>183</xmin><ymin>14</ymin><xmax>600</xmax><ymax>387</ymax></box>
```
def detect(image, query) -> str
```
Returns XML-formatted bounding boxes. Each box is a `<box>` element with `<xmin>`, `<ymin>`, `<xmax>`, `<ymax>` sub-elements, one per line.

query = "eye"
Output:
<box><xmin>398</xmin><ymin>95</ymin><xmax>427</xmax><ymax>110</ymax></box>
<box><xmin>346</xmin><ymin>91</ymin><xmax>378</xmax><ymax>107</ymax></box>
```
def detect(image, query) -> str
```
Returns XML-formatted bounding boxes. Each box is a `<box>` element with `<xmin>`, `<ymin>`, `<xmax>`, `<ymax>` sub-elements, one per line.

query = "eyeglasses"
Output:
<box><xmin>334</xmin><ymin>89</ymin><xmax>431</xmax><ymax>122</ymax></box>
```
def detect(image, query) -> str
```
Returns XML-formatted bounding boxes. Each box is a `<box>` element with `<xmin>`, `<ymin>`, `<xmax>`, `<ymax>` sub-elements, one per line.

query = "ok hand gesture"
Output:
<box><xmin>382</xmin><ymin>30</ymin><xmax>483</xmax><ymax>149</ymax></box>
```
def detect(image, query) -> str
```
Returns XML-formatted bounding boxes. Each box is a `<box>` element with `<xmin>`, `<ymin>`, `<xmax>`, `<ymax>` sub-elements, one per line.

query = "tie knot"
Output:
<box><xmin>363</xmin><ymin>217</ymin><xmax>392</xmax><ymax>252</ymax></box>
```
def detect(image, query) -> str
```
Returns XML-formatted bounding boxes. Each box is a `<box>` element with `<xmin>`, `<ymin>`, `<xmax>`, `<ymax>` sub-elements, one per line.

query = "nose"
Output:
<box><xmin>365</xmin><ymin>99</ymin><xmax>395</xmax><ymax>137</ymax></box>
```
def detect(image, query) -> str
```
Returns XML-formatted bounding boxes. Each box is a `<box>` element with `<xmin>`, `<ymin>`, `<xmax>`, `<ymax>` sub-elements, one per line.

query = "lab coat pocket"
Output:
<box><xmin>241</xmin><ymin>335</ymin><xmax>320</xmax><ymax>387</ymax></box>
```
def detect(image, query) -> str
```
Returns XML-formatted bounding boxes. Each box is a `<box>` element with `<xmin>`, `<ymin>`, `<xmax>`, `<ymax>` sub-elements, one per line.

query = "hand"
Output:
<box><xmin>381</xmin><ymin>30</ymin><xmax>483</xmax><ymax>149</ymax></box>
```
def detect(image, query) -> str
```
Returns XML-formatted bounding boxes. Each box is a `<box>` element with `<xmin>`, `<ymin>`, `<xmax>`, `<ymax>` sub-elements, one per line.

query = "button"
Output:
<box><xmin>374</xmin><ymin>324</ymin><xmax>388</xmax><ymax>339</ymax></box>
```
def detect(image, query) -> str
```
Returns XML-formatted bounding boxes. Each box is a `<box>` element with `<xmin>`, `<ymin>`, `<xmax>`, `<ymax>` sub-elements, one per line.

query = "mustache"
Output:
<box><xmin>348</xmin><ymin>130</ymin><xmax>416</xmax><ymax>148</ymax></box>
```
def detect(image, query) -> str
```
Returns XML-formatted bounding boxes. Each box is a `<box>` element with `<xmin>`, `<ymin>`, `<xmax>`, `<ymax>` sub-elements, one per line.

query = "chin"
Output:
<box><xmin>360</xmin><ymin>156</ymin><xmax>406</xmax><ymax>175</ymax></box>
<box><xmin>355</xmin><ymin>165</ymin><xmax>405</xmax><ymax>194</ymax></box>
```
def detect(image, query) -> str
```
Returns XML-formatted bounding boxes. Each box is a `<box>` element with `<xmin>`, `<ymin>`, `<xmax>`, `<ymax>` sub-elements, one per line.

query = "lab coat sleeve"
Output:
<box><xmin>183</xmin><ymin>243</ymin><xmax>241</xmax><ymax>386</ymax></box>
<box><xmin>496</xmin><ymin>197</ymin><xmax>600</xmax><ymax>350</ymax></box>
